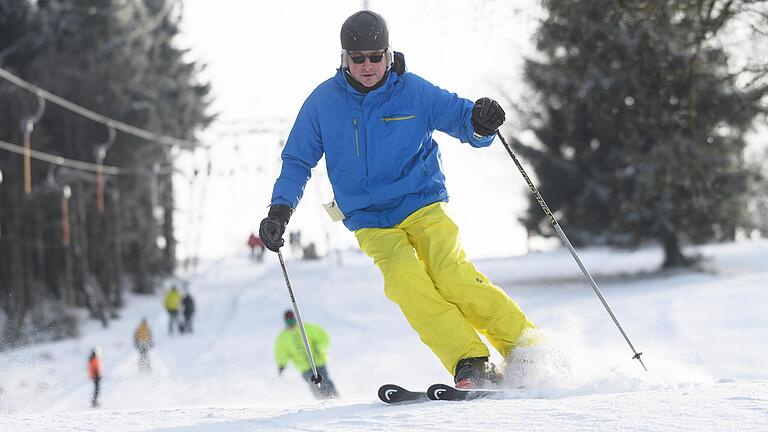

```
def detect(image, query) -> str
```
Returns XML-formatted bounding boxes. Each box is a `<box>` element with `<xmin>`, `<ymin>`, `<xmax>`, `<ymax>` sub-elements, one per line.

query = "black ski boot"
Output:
<box><xmin>453</xmin><ymin>357</ymin><xmax>504</xmax><ymax>389</ymax></box>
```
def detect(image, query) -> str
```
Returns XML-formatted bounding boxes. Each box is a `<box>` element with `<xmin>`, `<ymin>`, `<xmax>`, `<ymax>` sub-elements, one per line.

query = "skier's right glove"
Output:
<box><xmin>259</xmin><ymin>204</ymin><xmax>293</xmax><ymax>252</ymax></box>
<box><xmin>278</xmin><ymin>365</ymin><xmax>285</xmax><ymax>376</ymax></box>
<box><xmin>471</xmin><ymin>97</ymin><xmax>505</xmax><ymax>137</ymax></box>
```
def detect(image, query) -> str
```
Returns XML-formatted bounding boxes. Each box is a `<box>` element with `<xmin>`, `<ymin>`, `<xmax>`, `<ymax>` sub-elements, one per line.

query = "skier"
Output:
<box><xmin>164</xmin><ymin>285</ymin><xmax>182</xmax><ymax>334</ymax></box>
<box><xmin>134</xmin><ymin>318</ymin><xmax>153</xmax><ymax>372</ymax></box>
<box><xmin>288</xmin><ymin>231</ymin><xmax>302</xmax><ymax>256</ymax></box>
<box><xmin>259</xmin><ymin>10</ymin><xmax>536</xmax><ymax>389</ymax></box>
<box><xmin>181</xmin><ymin>291</ymin><xmax>196</xmax><ymax>334</ymax></box>
<box><xmin>247</xmin><ymin>232</ymin><xmax>265</xmax><ymax>262</ymax></box>
<box><xmin>274</xmin><ymin>310</ymin><xmax>338</xmax><ymax>399</ymax></box>
<box><xmin>87</xmin><ymin>348</ymin><xmax>102</xmax><ymax>408</ymax></box>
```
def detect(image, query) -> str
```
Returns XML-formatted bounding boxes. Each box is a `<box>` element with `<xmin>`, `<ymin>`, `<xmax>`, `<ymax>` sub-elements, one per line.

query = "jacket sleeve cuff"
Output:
<box><xmin>468</xmin><ymin>128</ymin><xmax>495</xmax><ymax>147</ymax></box>
<box><xmin>268</xmin><ymin>204</ymin><xmax>294</xmax><ymax>223</ymax></box>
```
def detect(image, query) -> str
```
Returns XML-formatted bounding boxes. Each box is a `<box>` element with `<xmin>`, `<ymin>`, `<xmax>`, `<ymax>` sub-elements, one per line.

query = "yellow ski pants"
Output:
<box><xmin>355</xmin><ymin>202</ymin><xmax>535</xmax><ymax>375</ymax></box>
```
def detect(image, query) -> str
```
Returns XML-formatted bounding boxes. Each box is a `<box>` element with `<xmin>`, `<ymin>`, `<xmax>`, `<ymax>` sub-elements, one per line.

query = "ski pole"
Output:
<box><xmin>496</xmin><ymin>131</ymin><xmax>647</xmax><ymax>372</ymax></box>
<box><xmin>277</xmin><ymin>250</ymin><xmax>323</xmax><ymax>383</ymax></box>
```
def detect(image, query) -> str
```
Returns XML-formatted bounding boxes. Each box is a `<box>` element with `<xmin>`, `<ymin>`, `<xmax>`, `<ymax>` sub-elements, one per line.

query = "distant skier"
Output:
<box><xmin>258</xmin><ymin>10</ymin><xmax>536</xmax><ymax>389</ymax></box>
<box><xmin>274</xmin><ymin>310</ymin><xmax>338</xmax><ymax>399</ymax></box>
<box><xmin>87</xmin><ymin>348</ymin><xmax>102</xmax><ymax>408</ymax></box>
<box><xmin>247</xmin><ymin>232</ymin><xmax>265</xmax><ymax>262</ymax></box>
<box><xmin>181</xmin><ymin>291</ymin><xmax>196</xmax><ymax>334</ymax></box>
<box><xmin>288</xmin><ymin>231</ymin><xmax>302</xmax><ymax>256</ymax></box>
<box><xmin>134</xmin><ymin>318</ymin><xmax>153</xmax><ymax>372</ymax></box>
<box><xmin>164</xmin><ymin>285</ymin><xmax>182</xmax><ymax>334</ymax></box>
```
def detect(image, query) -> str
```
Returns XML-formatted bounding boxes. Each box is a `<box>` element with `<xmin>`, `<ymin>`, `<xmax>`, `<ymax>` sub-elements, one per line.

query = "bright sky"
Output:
<box><xmin>175</xmin><ymin>0</ymin><xmax>545</xmax><ymax>260</ymax></box>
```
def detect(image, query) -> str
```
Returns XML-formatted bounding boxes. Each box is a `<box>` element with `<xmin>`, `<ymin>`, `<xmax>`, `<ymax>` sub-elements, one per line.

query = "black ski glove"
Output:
<box><xmin>259</xmin><ymin>204</ymin><xmax>293</xmax><ymax>252</ymax></box>
<box><xmin>471</xmin><ymin>97</ymin><xmax>505</xmax><ymax>137</ymax></box>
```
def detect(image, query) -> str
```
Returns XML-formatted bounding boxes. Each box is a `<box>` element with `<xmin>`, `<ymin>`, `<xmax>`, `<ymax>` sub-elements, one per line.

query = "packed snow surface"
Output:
<box><xmin>1</xmin><ymin>240</ymin><xmax>767</xmax><ymax>431</ymax></box>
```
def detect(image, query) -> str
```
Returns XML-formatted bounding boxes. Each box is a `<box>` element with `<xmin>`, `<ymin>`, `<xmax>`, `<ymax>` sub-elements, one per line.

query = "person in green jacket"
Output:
<box><xmin>274</xmin><ymin>310</ymin><xmax>338</xmax><ymax>399</ymax></box>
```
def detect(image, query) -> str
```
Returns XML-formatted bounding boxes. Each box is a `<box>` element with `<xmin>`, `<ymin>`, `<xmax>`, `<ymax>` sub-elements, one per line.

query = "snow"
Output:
<box><xmin>2</xmin><ymin>239</ymin><xmax>768</xmax><ymax>431</ymax></box>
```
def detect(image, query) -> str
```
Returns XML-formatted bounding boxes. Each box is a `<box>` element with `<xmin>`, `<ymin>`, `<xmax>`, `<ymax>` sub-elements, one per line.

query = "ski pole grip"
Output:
<box><xmin>311</xmin><ymin>373</ymin><xmax>323</xmax><ymax>384</ymax></box>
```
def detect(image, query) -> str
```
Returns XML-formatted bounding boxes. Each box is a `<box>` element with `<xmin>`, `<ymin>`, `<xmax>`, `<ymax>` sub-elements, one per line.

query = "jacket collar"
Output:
<box><xmin>343</xmin><ymin>68</ymin><xmax>390</xmax><ymax>93</ymax></box>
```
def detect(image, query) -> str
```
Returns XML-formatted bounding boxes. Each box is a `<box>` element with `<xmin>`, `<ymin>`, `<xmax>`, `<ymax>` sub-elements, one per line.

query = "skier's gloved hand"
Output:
<box><xmin>471</xmin><ymin>97</ymin><xmax>505</xmax><ymax>137</ymax></box>
<box><xmin>259</xmin><ymin>204</ymin><xmax>293</xmax><ymax>252</ymax></box>
<box><xmin>278</xmin><ymin>365</ymin><xmax>285</xmax><ymax>376</ymax></box>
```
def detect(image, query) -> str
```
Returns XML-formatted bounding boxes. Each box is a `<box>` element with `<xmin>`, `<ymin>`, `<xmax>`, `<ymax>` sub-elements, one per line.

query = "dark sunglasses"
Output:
<box><xmin>348</xmin><ymin>51</ymin><xmax>386</xmax><ymax>64</ymax></box>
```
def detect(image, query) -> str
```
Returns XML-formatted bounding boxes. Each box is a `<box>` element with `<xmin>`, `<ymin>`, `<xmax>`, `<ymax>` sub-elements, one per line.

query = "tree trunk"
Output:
<box><xmin>661</xmin><ymin>233</ymin><xmax>690</xmax><ymax>269</ymax></box>
<box><xmin>2</xmin><ymin>192</ymin><xmax>30</xmax><ymax>345</ymax></box>
<box><xmin>31</xmin><ymin>198</ymin><xmax>46</xmax><ymax>328</ymax></box>
<box><xmin>91</xmin><ymin>206</ymin><xmax>116</xmax><ymax>322</ymax></box>
<box><xmin>111</xmin><ymin>188</ymin><xmax>125</xmax><ymax>307</ymax></box>
<box><xmin>161</xmin><ymin>176</ymin><xmax>175</xmax><ymax>275</ymax></box>
<box><xmin>62</xmin><ymin>243</ymin><xmax>74</xmax><ymax>306</ymax></box>
<box><xmin>72</xmin><ymin>183</ymin><xmax>107</xmax><ymax>327</ymax></box>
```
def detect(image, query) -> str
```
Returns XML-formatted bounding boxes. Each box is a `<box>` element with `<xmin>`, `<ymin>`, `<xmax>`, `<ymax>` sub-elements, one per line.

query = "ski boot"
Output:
<box><xmin>453</xmin><ymin>356</ymin><xmax>504</xmax><ymax>389</ymax></box>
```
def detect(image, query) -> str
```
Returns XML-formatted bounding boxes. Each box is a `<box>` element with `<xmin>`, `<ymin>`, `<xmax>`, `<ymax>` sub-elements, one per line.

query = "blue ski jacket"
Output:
<box><xmin>270</xmin><ymin>55</ymin><xmax>495</xmax><ymax>231</ymax></box>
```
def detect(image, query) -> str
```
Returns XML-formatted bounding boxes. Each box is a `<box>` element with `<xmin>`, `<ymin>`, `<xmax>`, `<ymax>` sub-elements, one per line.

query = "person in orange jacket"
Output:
<box><xmin>87</xmin><ymin>348</ymin><xmax>102</xmax><ymax>408</ymax></box>
<box><xmin>134</xmin><ymin>318</ymin><xmax>153</xmax><ymax>372</ymax></box>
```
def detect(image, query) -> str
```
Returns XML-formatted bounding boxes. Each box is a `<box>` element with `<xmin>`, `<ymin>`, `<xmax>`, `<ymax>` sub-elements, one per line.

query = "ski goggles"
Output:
<box><xmin>347</xmin><ymin>51</ymin><xmax>387</xmax><ymax>64</ymax></box>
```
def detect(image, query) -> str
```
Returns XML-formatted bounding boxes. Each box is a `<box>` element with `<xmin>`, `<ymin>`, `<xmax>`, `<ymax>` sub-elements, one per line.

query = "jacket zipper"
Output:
<box><xmin>381</xmin><ymin>115</ymin><xmax>416</xmax><ymax>122</ymax></box>
<box><xmin>353</xmin><ymin>116</ymin><xmax>360</xmax><ymax>157</ymax></box>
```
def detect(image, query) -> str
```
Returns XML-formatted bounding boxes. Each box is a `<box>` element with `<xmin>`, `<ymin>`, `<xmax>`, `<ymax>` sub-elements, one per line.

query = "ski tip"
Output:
<box><xmin>427</xmin><ymin>383</ymin><xmax>502</xmax><ymax>401</ymax></box>
<box><xmin>378</xmin><ymin>384</ymin><xmax>405</xmax><ymax>401</ymax></box>
<box><xmin>378</xmin><ymin>384</ymin><xmax>428</xmax><ymax>404</ymax></box>
<box><xmin>427</xmin><ymin>383</ymin><xmax>458</xmax><ymax>401</ymax></box>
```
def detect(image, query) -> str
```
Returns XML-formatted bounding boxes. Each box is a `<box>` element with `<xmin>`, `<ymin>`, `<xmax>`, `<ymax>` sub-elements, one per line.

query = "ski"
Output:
<box><xmin>427</xmin><ymin>383</ymin><xmax>504</xmax><ymax>401</ymax></box>
<box><xmin>379</xmin><ymin>383</ymin><xmax>508</xmax><ymax>404</ymax></box>
<box><xmin>378</xmin><ymin>384</ymin><xmax>428</xmax><ymax>404</ymax></box>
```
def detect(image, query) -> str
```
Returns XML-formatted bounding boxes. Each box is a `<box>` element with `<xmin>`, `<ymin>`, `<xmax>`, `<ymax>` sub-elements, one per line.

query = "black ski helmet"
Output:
<box><xmin>340</xmin><ymin>10</ymin><xmax>389</xmax><ymax>51</ymax></box>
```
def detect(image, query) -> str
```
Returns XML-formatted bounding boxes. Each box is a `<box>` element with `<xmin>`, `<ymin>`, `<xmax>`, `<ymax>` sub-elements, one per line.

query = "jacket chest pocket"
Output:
<box><xmin>382</xmin><ymin>115</ymin><xmax>416</xmax><ymax>122</ymax></box>
<box><xmin>378</xmin><ymin>114</ymin><xmax>423</xmax><ymax>165</ymax></box>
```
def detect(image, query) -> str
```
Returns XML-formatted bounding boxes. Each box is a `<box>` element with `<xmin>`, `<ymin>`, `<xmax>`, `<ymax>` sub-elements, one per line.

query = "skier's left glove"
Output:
<box><xmin>278</xmin><ymin>365</ymin><xmax>285</xmax><ymax>376</ymax></box>
<box><xmin>471</xmin><ymin>97</ymin><xmax>505</xmax><ymax>137</ymax></box>
<box><xmin>259</xmin><ymin>204</ymin><xmax>293</xmax><ymax>252</ymax></box>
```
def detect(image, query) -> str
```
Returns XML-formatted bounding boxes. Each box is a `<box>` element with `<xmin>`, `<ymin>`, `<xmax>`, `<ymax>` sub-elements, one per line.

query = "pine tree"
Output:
<box><xmin>515</xmin><ymin>0</ymin><xmax>768</xmax><ymax>268</ymax></box>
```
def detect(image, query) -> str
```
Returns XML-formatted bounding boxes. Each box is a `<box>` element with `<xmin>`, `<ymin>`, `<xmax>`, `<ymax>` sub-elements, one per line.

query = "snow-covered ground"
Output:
<box><xmin>1</xmin><ymin>239</ymin><xmax>767</xmax><ymax>431</ymax></box>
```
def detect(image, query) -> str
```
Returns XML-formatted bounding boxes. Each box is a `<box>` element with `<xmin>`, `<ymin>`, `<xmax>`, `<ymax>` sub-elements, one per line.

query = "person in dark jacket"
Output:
<box><xmin>259</xmin><ymin>11</ymin><xmax>536</xmax><ymax>389</ymax></box>
<box><xmin>181</xmin><ymin>291</ymin><xmax>196</xmax><ymax>334</ymax></box>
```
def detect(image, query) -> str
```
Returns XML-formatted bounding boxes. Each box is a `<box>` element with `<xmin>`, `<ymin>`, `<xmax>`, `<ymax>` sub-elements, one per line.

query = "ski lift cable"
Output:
<box><xmin>0</xmin><ymin>66</ymin><xmax>208</xmax><ymax>150</ymax></box>
<box><xmin>0</xmin><ymin>138</ymin><xmax>175</xmax><ymax>176</ymax></box>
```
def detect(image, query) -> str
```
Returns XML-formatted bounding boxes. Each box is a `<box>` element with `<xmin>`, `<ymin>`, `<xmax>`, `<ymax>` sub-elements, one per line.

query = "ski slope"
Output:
<box><xmin>1</xmin><ymin>240</ymin><xmax>767</xmax><ymax>431</ymax></box>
